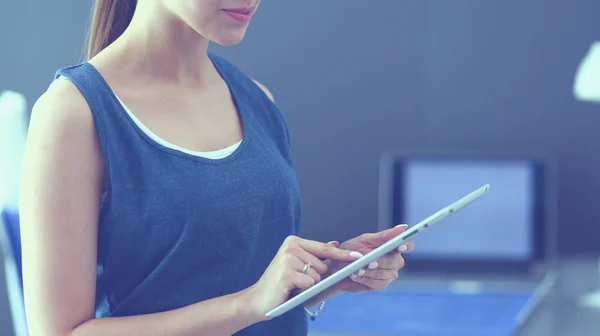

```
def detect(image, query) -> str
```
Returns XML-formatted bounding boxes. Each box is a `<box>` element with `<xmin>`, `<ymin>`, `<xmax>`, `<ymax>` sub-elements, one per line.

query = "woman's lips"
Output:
<box><xmin>223</xmin><ymin>8</ymin><xmax>255</xmax><ymax>23</ymax></box>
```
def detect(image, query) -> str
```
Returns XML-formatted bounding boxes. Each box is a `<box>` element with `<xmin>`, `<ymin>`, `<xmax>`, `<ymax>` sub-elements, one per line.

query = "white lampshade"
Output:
<box><xmin>574</xmin><ymin>41</ymin><xmax>600</xmax><ymax>104</ymax></box>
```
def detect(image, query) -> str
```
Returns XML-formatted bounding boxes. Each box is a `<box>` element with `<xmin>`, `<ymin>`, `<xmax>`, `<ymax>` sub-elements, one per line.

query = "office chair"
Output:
<box><xmin>0</xmin><ymin>210</ymin><xmax>27</xmax><ymax>336</ymax></box>
<box><xmin>0</xmin><ymin>90</ymin><xmax>29</xmax><ymax>336</ymax></box>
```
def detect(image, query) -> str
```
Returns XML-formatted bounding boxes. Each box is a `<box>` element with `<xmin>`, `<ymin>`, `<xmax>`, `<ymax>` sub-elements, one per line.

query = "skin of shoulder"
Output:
<box><xmin>252</xmin><ymin>79</ymin><xmax>275</xmax><ymax>103</ymax></box>
<box><xmin>20</xmin><ymin>77</ymin><xmax>105</xmax><ymax>335</ymax></box>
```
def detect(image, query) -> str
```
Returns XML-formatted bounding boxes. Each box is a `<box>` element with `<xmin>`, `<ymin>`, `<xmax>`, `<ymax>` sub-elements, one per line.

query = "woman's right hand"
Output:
<box><xmin>243</xmin><ymin>235</ymin><xmax>363</xmax><ymax>320</ymax></box>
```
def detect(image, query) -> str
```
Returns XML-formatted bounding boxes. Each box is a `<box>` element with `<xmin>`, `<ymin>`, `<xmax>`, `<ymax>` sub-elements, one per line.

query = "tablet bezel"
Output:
<box><xmin>265</xmin><ymin>184</ymin><xmax>490</xmax><ymax>318</ymax></box>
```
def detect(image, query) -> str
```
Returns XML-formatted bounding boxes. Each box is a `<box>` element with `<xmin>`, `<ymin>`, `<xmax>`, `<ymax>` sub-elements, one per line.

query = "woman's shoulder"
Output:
<box><xmin>209</xmin><ymin>53</ymin><xmax>275</xmax><ymax>103</ymax></box>
<box><xmin>27</xmin><ymin>77</ymin><xmax>99</xmax><ymax>160</ymax></box>
<box><xmin>251</xmin><ymin>79</ymin><xmax>275</xmax><ymax>103</ymax></box>
<box><xmin>34</xmin><ymin>78</ymin><xmax>92</xmax><ymax>125</ymax></box>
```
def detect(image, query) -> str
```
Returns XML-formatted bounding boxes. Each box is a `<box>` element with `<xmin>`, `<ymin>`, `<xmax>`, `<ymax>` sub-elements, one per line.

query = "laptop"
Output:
<box><xmin>308</xmin><ymin>151</ymin><xmax>558</xmax><ymax>336</ymax></box>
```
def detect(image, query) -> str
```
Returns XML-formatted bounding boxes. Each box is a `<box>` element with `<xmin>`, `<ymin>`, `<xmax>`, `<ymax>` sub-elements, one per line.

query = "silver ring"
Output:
<box><xmin>301</xmin><ymin>262</ymin><xmax>312</xmax><ymax>274</ymax></box>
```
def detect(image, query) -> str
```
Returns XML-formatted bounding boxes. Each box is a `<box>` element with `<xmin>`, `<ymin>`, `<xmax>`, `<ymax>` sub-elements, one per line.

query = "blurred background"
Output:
<box><xmin>1</xmin><ymin>1</ymin><xmax>600</xmax><ymax>335</ymax></box>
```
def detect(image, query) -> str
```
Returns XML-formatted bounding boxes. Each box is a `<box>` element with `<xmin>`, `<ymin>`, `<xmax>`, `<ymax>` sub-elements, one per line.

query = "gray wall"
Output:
<box><xmin>212</xmin><ymin>0</ymin><xmax>600</xmax><ymax>254</ymax></box>
<box><xmin>1</xmin><ymin>1</ymin><xmax>599</xmax><ymax>335</ymax></box>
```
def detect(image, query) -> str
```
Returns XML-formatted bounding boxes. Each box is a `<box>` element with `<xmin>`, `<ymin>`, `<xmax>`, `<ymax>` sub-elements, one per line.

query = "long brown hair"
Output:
<box><xmin>87</xmin><ymin>0</ymin><xmax>137</xmax><ymax>60</ymax></box>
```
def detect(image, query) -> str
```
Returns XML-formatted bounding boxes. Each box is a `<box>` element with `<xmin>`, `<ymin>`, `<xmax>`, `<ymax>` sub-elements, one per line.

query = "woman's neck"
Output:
<box><xmin>96</xmin><ymin>1</ymin><xmax>217</xmax><ymax>87</ymax></box>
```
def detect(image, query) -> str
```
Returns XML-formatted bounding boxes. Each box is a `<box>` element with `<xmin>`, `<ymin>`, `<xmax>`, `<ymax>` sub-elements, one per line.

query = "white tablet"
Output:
<box><xmin>265</xmin><ymin>184</ymin><xmax>490</xmax><ymax>319</ymax></box>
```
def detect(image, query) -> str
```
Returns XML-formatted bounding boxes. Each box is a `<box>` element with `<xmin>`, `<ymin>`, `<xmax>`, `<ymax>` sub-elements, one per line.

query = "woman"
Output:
<box><xmin>19</xmin><ymin>1</ymin><xmax>414</xmax><ymax>335</ymax></box>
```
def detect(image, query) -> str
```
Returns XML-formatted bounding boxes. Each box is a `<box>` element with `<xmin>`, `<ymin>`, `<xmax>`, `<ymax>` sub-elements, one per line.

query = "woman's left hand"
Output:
<box><xmin>325</xmin><ymin>225</ymin><xmax>414</xmax><ymax>295</ymax></box>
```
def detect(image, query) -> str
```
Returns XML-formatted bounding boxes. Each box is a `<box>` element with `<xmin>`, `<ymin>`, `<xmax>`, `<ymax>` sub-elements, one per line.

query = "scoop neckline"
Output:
<box><xmin>83</xmin><ymin>55</ymin><xmax>251</xmax><ymax>164</ymax></box>
<box><xmin>113</xmin><ymin>93</ymin><xmax>242</xmax><ymax>159</ymax></box>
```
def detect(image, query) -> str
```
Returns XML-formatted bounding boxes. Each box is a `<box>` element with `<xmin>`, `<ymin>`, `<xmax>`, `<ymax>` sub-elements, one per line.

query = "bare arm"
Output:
<box><xmin>20</xmin><ymin>79</ymin><xmax>261</xmax><ymax>336</ymax></box>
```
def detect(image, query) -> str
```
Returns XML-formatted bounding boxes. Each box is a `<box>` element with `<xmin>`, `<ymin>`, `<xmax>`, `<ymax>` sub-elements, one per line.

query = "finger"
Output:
<box><xmin>402</xmin><ymin>240</ymin><xmax>414</xmax><ymax>253</ymax></box>
<box><xmin>393</xmin><ymin>240</ymin><xmax>414</xmax><ymax>254</ymax></box>
<box><xmin>326</xmin><ymin>241</ymin><xmax>340</xmax><ymax>248</ymax></box>
<box><xmin>349</xmin><ymin>267</ymin><xmax>368</xmax><ymax>279</ymax></box>
<box><xmin>377</xmin><ymin>254</ymin><xmax>406</xmax><ymax>270</ymax></box>
<box><xmin>292</xmin><ymin>254</ymin><xmax>324</xmax><ymax>283</ymax></box>
<box><xmin>350</xmin><ymin>275</ymin><xmax>394</xmax><ymax>291</ymax></box>
<box><xmin>361</xmin><ymin>224</ymin><xmax>409</xmax><ymax>247</ymax></box>
<box><xmin>293</xmin><ymin>237</ymin><xmax>363</xmax><ymax>262</ymax></box>
<box><xmin>282</xmin><ymin>252</ymin><xmax>305</xmax><ymax>272</ymax></box>
<box><xmin>361</xmin><ymin>268</ymin><xmax>400</xmax><ymax>280</ymax></box>
<box><xmin>306</xmin><ymin>267</ymin><xmax>321</xmax><ymax>284</ymax></box>
<box><xmin>292</xmin><ymin>273</ymin><xmax>316</xmax><ymax>291</ymax></box>
<box><xmin>295</xmin><ymin>249</ymin><xmax>329</xmax><ymax>274</ymax></box>
<box><xmin>348</xmin><ymin>259</ymin><xmax>398</xmax><ymax>280</ymax></box>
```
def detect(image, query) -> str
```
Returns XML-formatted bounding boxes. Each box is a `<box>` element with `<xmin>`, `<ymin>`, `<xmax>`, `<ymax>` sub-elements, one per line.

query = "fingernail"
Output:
<box><xmin>398</xmin><ymin>244</ymin><xmax>408</xmax><ymax>252</ymax></box>
<box><xmin>350</xmin><ymin>273</ymin><xmax>358</xmax><ymax>279</ymax></box>
<box><xmin>350</xmin><ymin>251</ymin><xmax>364</xmax><ymax>259</ymax></box>
<box><xmin>368</xmin><ymin>261</ymin><xmax>378</xmax><ymax>269</ymax></box>
<box><xmin>327</xmin><ymin>241</ymin><xmax>339</xmax><ymax>245</ymax></box>
<box><xmin>395</xmin><ymin>224</ymin><xmax>409</xmax><ymax>228</ymax></box>
<box><xmin>358</xmin><ymin>269</ymin><xmax>366</xmax><ymax>276</ymax></box>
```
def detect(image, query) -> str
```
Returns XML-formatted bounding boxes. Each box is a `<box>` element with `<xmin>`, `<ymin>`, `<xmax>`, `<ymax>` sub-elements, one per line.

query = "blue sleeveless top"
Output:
<box><xmin>54</xmin><ymin>54</ymin><xmax>307</xmax><ymax>336</ymax></box>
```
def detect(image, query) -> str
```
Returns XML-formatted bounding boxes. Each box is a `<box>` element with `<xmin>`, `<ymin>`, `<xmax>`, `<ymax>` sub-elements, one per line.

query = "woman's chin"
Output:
<box><xmin>211</xmin><ymin>30</ymin><xmax>248</xmax><ymax>47</ymax></box>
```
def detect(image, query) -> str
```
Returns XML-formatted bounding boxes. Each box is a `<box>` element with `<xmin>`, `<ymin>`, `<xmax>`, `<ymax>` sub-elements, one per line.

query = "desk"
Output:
<box><xmin>516</xmin><ymin>259</ymin><xmax>600</xmax><ymax>336</ymax></box>
<box><xmin>0</xmin><ymin>258</ymin><xmax>598</xmax><ymax>336</ymax></box>
<box><xmin>309</xmin><ymin>258</ymin><xmax>600</xmax><ymax>336</ymax></box>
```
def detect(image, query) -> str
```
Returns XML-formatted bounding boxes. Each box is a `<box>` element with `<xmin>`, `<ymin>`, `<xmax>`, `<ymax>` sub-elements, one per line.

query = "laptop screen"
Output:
<box><xmin>393</xmin><ymin>159</ymin><xmax>537</xmax><ymax>261</ymax></box>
